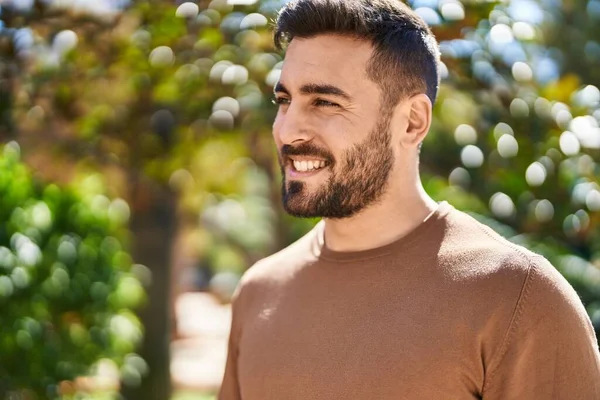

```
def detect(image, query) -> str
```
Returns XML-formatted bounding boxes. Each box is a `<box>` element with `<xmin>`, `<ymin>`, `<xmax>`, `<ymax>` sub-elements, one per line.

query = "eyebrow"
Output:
<box><xmin>274</xmin><ymin>82</ymin><xmax>352</xmax><ymax>101</ymax></box>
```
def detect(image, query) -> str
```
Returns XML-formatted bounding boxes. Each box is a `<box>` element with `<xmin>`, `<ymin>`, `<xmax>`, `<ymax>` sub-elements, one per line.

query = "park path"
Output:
<box><xmin>171</xmin><ymin>292</ymin><xmax>231</xmax><ymax>393</ymax></box>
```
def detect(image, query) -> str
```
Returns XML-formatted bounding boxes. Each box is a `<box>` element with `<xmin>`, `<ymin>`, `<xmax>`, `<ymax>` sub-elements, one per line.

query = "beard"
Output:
<box><xmin>279</xmin><ymin>111</ymin><xmax>394</xmax><ymax>219</ymax></box>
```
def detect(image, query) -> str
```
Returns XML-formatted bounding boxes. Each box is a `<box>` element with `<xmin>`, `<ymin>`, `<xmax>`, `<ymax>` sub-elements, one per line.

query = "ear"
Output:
<box><xmin>400</xmin><ymin>93</ymin><xmax>432</xmax><ymax>149</ymax></box>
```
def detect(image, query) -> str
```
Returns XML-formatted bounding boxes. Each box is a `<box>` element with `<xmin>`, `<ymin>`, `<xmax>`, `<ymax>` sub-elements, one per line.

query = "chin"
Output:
<box><xmin>281</xmin><ymin>185</ymin><xmax>315</xmax><ymax>218</ymax></box>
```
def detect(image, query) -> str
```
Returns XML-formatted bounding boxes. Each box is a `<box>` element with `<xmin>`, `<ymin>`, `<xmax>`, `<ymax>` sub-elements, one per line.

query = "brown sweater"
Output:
<box><xmin>219</xmin><ymin>202</ymin><xmax>600</xmax><ymax>399</ymax></box>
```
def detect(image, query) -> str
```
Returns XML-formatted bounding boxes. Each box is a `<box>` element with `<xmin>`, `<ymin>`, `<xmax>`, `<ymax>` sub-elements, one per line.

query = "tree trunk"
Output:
<box><xmin>121</xmin><ymin>175</ymin><xmax>176</xmax><ymax>400</ymax></box>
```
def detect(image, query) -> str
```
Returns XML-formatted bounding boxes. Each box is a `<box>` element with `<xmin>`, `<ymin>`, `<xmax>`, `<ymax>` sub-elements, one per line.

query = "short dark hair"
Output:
<box><xmin>274</xmin><ymin>0</ymin><xmax>441</xmax><ymax>106</ymax></box>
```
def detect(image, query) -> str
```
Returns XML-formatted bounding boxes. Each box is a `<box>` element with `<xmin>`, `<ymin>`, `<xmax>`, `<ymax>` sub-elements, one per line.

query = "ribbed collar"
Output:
<box><xmin>313</xmin><ymin>201</ymin><xmax>453</xmax><ymax>263</ymax></box>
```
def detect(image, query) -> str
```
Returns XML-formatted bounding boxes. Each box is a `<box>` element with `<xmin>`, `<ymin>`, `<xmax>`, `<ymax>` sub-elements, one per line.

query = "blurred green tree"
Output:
<box><xmin>0</xmin><ymin>142</ymin><xmax>145</xmax><ymax>399</ymax></box>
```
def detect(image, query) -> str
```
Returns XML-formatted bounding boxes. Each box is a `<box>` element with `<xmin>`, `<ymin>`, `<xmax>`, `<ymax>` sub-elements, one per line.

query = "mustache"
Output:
<box><xmin>280</xmin><ymin>143</ymin><xmax>334</xmax><ymax>163</ymax></box>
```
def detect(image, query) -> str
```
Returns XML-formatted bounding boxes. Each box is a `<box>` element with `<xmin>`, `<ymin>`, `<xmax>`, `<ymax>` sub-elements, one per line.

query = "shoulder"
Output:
<box><xmin>444</xmin><ymin>210</ymin><xmax>596</xmax><ymax>335</ymax></box>
<box><xmin>482</xmin><ymin>253</ymin><xmax>600</xmax><ymax>394</ymax></box>
<box><xmin>442</xmin><ymin>209</ymin><xmax>582</xmax><ymax>295</ymax></box>
<box><xmin>436</xmin><ymin>208</ymin><xmax>585</xmax><ymax>322</ymax></box>
<box><xmin>439</xmin><ymin>209</ymin><xmax>597</xmax><ymax>364</ymax></box>
<box><xmin>438</xmin><ymin>208</ymin><xmax>543</xmax><ymax>280</ymax></box>
<box><xmin>518</xmin><ymin>254</ymin><xmax>592</xmax><ymax>331</ymax></box>
<box><xmin>234</xmin><ymin>221</ymin><xmax>322</xmax><ymax>300</ymax></box>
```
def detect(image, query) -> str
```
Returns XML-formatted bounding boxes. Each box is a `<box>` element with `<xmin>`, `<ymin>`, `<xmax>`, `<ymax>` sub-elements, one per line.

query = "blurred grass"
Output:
<box><xmin>171</xmin><ymin>391</ymin><xmax>217</xmax><ymax>400</ymax></box>
<box><xmin>59</xmin><ymin>389</ymin><xmax>217</xmax><ymax>399</ymax></box>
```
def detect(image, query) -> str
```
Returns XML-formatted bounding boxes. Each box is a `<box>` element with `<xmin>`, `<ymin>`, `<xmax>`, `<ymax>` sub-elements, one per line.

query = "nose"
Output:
<box><xmin>273</xmin><ymin>103</ymin><xmax>313</xmax><ymax>146</ymax></box>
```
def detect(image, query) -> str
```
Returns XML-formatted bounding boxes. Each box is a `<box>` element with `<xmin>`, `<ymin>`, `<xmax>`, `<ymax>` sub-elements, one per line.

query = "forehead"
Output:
<box><xmin>280</xmin><ymin>34</ymin><xmax>378</xmax><ymax>95</ymax></box>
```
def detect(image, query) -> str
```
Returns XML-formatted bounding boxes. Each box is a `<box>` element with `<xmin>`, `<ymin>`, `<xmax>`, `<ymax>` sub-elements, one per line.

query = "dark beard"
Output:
<box><xmin>280</xmin><ymin>111</ymin><xmax>394</xmax><ymax>219</ymax></box>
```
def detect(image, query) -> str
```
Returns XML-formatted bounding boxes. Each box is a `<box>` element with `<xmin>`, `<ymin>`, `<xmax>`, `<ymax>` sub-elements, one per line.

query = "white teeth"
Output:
<box><xmin>292</xmin><ymin>159</ymin><xmax>327</xmax><ymax>172</ymax></box>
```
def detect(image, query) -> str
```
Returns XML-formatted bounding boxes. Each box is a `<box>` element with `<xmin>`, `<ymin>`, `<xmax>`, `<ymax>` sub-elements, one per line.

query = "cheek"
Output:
<box><xmin>325</xmin><ymin>121</ymin><xmax>361</xmax><ymax>152</ymax></box>
<box><xmin>272</xmin><ymin>114</ymin><xmax>283</xmax><ymax>147</ymax></box>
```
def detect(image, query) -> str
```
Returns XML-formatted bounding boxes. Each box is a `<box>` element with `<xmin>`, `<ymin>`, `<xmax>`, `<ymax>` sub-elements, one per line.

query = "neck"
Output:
<box><xmin>322</xmin><ymin>178</ymin><xmax>438</xmax><ymax>253</ymax></box>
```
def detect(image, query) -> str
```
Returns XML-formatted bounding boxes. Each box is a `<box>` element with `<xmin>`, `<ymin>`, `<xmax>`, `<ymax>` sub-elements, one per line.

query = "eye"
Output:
<box><xmin>272</xmin><ymin>96</ymin><xmax>290</xmax><ymax>106</ymax></box>
<box><xmin>314</xmin><ymin>99</ymin><xmax>339</xmax><ymax>108</ymax></box>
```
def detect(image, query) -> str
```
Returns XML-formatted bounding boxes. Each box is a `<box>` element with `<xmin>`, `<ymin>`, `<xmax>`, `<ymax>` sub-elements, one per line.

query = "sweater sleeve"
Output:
<box><xmin>218</xmin><ymin>285</ymin><xmax>244</xmax><ymax>400</ymax></box>
<box><xmin>482</xmin><ymin>256</ymin><xmax>600</xmax><ymax>399</ymax></box>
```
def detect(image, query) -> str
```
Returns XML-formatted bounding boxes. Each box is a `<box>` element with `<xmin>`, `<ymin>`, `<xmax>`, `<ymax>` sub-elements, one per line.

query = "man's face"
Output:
<box><xmin>273</xmin><ymin>34</ymin><xmax>395</xmax><ymax>219</ymax></box>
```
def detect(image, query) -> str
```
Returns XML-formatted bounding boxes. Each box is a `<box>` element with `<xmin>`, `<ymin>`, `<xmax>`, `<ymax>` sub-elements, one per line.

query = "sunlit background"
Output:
<box><xmin>0</xmin><ymin>0</ymin><xmax>598</xmax><ymax>398</ymax></box>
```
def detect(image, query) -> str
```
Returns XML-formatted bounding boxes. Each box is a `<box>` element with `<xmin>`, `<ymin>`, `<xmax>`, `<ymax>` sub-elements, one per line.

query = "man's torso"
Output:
<box><xmin>234</xmin><ymin>205</ymin><xmax>531</xmax><ymax>399</ymax></box>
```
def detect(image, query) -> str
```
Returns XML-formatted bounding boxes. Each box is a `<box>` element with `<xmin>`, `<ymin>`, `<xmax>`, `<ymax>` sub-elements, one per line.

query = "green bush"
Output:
<box><xmin>0</xmin><ymin>143</ymin><xmax>146</xmax><ymax>399</ymax></box>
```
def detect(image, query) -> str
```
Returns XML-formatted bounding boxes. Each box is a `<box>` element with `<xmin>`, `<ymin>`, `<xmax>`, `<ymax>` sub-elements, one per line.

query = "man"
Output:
<box><xmin>219</xmin><ymin>0</ymin><xmax>600</xmax><ymax>398</ymax></box>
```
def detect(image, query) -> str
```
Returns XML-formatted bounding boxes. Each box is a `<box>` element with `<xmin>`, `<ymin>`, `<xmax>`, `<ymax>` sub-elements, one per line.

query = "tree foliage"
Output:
<box><xmin>0</xmin><ymin>143</ymin><xmax>144</xmax><ymax>398</ymax></box>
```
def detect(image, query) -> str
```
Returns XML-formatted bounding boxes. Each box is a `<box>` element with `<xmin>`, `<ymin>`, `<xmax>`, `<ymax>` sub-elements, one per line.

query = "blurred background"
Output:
<box><xmin>0</xmin><ymin>0</ymin><xmax>598</xmax><ymax>398</ymax></box>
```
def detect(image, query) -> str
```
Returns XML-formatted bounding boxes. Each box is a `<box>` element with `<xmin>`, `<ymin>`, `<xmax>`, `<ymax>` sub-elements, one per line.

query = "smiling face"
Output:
<box><xmin>273</xmin><ymin>34</ymin><xmax>395</xmax><ymax>219</ymax></box>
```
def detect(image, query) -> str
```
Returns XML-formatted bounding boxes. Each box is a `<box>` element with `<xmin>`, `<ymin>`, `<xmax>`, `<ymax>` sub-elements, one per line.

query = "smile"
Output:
<box><xmin>286</xmin><ymin>156</ymin><xmax>330</xmax><ymax>177</ymax></box>
<box><xmin>292</xmin><ymin>159</ymin><xmax>327</xmax><ymax>172</ymax></box>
